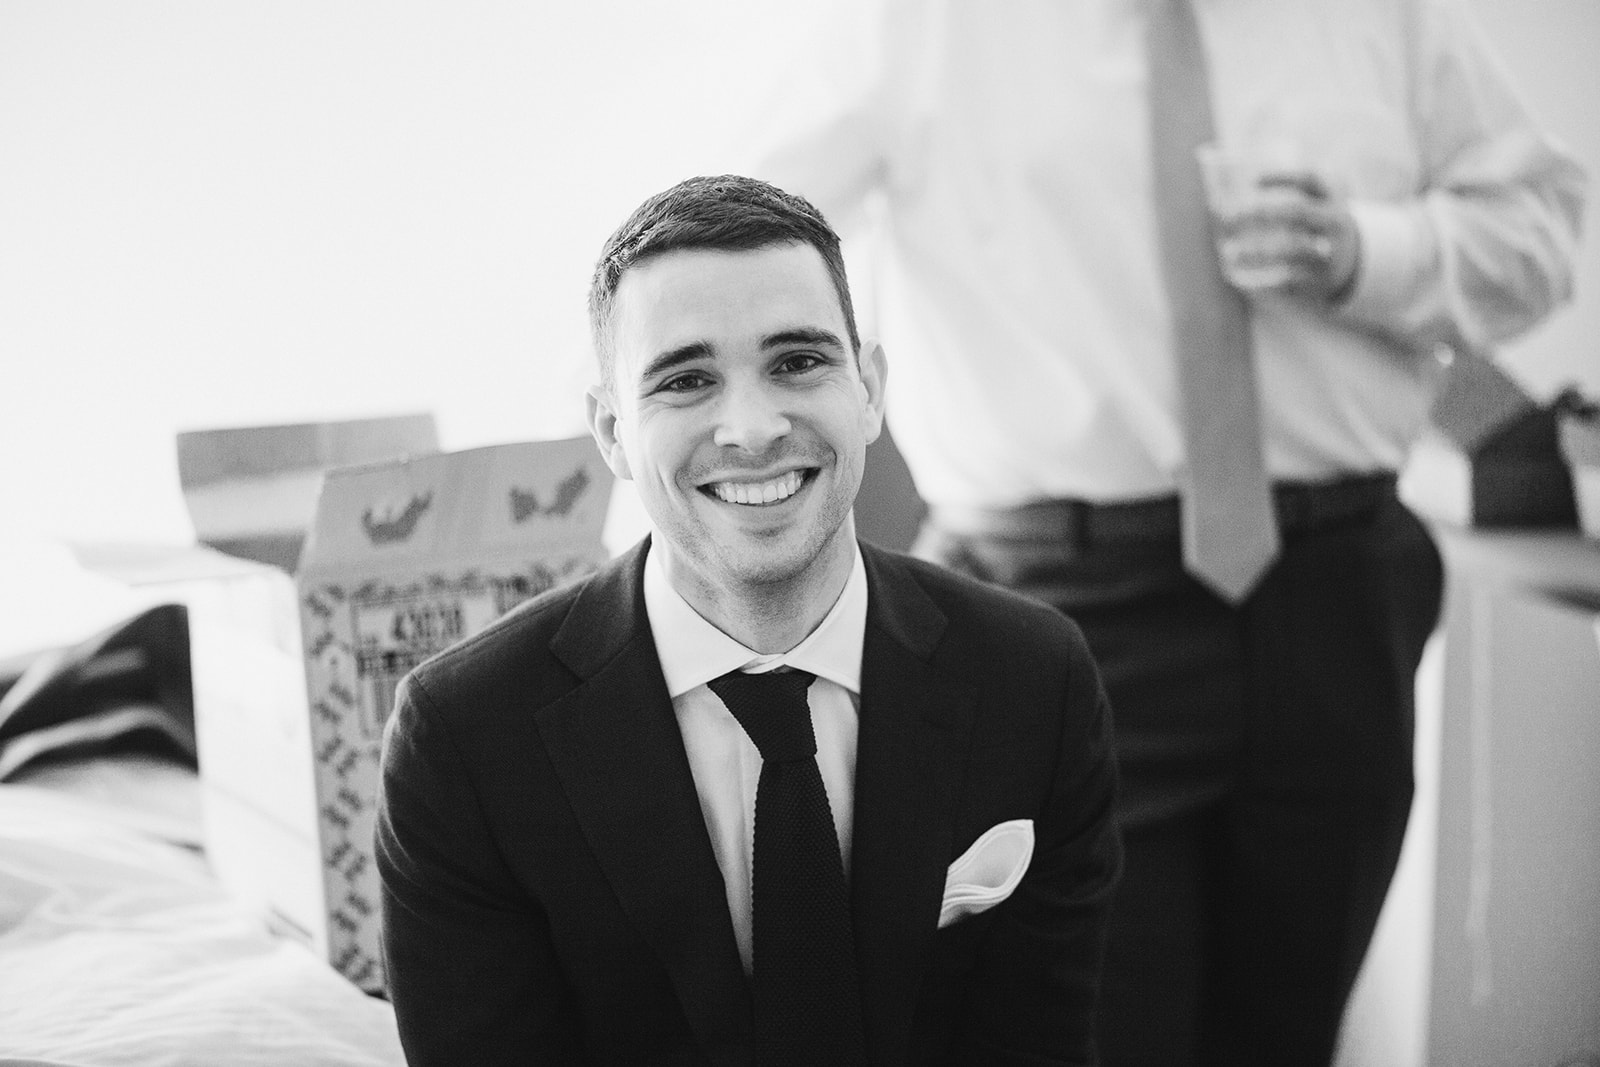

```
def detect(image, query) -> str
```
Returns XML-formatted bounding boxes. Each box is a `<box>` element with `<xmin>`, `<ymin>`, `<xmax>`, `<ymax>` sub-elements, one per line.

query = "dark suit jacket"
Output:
<box><xmin>376</xmin><ymin>539</ymin><xmax>1121</xmax><ymax>1066</ymax></box>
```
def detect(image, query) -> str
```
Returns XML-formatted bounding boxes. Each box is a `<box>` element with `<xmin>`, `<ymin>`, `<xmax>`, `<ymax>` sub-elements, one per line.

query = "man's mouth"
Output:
<box><xmin>705</xmin><ymin>468</ymin><xmax>809</xmax><ymax>506</ymax></box>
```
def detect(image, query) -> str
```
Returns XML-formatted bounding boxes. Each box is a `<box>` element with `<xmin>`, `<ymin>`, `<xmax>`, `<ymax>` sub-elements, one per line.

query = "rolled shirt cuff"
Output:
<box><xmin>1336</xmin><ymin>198</ymin><xmax>1436</xmax><ymax>331</ymax></box>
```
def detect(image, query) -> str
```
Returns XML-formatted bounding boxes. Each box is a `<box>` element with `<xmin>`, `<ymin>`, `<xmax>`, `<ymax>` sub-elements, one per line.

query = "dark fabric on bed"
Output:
<box><xmin>0</xmin><ymin>603</ymin><xmax>194</xmax><ymax>780</ymax></box>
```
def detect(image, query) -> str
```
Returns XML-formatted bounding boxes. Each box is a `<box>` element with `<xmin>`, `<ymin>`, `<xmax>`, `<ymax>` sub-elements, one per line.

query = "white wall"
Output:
<box><xmin>0</xmin><ymin>1</ymin><xmax>850</xmax><ymax>543</ymax></box>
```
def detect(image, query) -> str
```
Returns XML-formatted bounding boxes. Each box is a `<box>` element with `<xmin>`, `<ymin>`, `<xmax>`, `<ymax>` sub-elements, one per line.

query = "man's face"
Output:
<box><xmin>588</xmin><ymin>242</ymin><xmax>885</xmax><ymax>604</ymax></box>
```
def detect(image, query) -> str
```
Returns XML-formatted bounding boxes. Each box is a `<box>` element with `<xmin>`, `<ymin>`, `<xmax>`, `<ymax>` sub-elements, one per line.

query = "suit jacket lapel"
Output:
<box><xmin>851</xmin><ymin>544</ymin><xmax>980</xmax><ymax>1055</ymax></box>
<box><xmin>537</xmin><ymin>540</ymin><xmax>751</xmax><ymax>1059</ymax></box>
<box><xmin>531</xmin><ymin>540</ymin><xmax>977</xmax><ymax>1060</ymax></box>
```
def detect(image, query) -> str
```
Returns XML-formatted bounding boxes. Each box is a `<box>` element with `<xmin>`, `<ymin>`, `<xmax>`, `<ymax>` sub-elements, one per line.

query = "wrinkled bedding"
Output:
<box><xmin>0</xmin><ymin>755</ymin><xmax>404</xmax><ymax>1067</ymax></box>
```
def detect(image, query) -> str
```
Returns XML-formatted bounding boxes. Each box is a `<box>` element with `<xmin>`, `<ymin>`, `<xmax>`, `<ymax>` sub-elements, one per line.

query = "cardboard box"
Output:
<box><xmin>174</xmin><ymin>431</ymin><xmax>611</xmax><ymax>993</ymax></box>
<box><xmin>292</xmin><ymin>437</ymin><xmax>610</xmax><ymax>990</ymax></box>
<box><xmin>176</xmin><ymin>414</ymin><xmax>439</xmax><ymax>572</ymax></box>
<box><xmin>1400</xmin><ymin>355</ymin><xmax>1578</xmax><ymax>528</ymax></box>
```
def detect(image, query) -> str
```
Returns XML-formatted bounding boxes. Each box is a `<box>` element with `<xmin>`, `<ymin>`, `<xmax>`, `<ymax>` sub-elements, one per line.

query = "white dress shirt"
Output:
<box><xmin>754</xmin><ymin>0</ymin><xmax>1586</xmax><ymax>510</ymax></box>
<box><xmin>643</xmin><ymin>540</ymin><xmax>867</xmax><ymax>975</ymax></box>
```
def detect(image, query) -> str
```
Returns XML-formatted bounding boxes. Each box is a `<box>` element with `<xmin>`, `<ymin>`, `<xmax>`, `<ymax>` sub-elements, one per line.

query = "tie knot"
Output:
<box><xmin>706</xmin><ymin>669</ymin><xmax>818</xmax><ymax>765</ymax></box>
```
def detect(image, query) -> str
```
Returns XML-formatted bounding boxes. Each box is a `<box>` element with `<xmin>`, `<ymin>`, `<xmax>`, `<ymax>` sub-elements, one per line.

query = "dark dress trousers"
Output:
<box><xmin>917</xmin><ymin>485</ymin><xmax>1443</xmax><ymax>1065</ymax></box>
<box><xmin>376</xmin><ymin>538</ymin><xmax>1122</xmax><ymax>1066</ymax></box>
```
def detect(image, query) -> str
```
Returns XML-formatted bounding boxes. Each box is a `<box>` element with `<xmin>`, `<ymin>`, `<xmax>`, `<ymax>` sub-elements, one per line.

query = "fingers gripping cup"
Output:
<box><xmin>1195</xmin><ymin>142</ymin><xmax>1335</xmax><ymax>292</ymax></box>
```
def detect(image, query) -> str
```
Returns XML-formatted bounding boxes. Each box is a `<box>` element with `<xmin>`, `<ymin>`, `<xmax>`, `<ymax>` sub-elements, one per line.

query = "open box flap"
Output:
<box><xmin>297</xmin><ymin>437</ymin><xmax>611</xmax><ymax>577</ymax></box>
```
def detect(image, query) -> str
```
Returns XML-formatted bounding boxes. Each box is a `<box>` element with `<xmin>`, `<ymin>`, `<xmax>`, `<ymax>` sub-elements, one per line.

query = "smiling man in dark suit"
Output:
<box><xmin>375</xmin><ymin>174</ymin><xmax>1122</xmax><ymax>1066</ymax></box>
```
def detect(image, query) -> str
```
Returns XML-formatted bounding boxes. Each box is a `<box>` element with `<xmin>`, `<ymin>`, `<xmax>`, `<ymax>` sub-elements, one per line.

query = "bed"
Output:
<box><xmin>0</xmin><ymin>549</ymin><xmax>406</xmax><ymax>1067</ymax></box>
<box><xmin>0</xmin><ymin>749</ymin><xmax>406</xmax><ymax>1067</ymax></box>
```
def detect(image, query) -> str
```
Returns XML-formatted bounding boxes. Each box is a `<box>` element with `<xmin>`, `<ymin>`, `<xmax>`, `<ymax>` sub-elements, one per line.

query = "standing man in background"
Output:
<box><xmin>377</xmin><ymin>174</ymin><xmax>1122</xmax><ymax>1065</ymax></box>
<box><xmin>755</xmin><ymin>1</ymin><xmax>1585</xmax><ymax>1063</ymax></box>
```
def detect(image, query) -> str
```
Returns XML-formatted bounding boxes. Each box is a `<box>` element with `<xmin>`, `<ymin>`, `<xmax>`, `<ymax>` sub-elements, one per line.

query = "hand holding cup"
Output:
<box><xmin>1195</xmin><ymin>143</ymin><xmax>1360</xmax><ymax>303</ymax></box>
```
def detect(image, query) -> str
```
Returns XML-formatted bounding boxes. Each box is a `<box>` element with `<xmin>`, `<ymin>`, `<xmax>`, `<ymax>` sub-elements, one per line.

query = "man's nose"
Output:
<box><xmin>712</xmin><ymin>379</ymin><xmax>791</xmax><ymax>453</ymax></box>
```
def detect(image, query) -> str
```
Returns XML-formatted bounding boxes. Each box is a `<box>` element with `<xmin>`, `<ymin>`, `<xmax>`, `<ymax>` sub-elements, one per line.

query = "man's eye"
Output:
<box><xmin>777</xmin><ymin>352</ymin><xmax>827</xmax><ymax>375</ymax></box>
<box><xmin>658</xmin><ymin>372</ymin><xmax>710</xmax><ymax>393</ymax></box>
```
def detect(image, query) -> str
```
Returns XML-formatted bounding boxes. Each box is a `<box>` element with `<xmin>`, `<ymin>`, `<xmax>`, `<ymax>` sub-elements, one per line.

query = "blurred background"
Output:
<box><xmin>3</xmin><ymin>0</ymin><xmax>1595</xmax><ymax>548</ymax></box>
<box><xmin>2</xmin><ymin>4</ymin><xmax>1599</xmax><ymax>1065</ymax></box>
<box><xmin>0</xmin><ymin>0</ymin><xmax>878</xmax><ymax>545</ymax></box>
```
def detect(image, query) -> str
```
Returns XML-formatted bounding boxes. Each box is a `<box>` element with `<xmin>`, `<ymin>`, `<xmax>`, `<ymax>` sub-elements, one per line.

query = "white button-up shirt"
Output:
<box><xmin>754</xmin><ymin>0</ymin><xmax>1586</xmax><ymax>509</ymax></box>
<box><xmin>643</xmin><ymin>540</ymin><xmax>867</xmax><ymax>975</ymax></box>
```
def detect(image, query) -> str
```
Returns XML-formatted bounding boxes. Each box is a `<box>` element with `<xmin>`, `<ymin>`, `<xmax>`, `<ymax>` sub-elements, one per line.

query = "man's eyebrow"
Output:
<box><xmin>639</xmin><ymin>342</ymin><xmax>714</xmax><ymax>382</ymax></box>
<box><xmin>762</xmin><ymin>327</ymin><xmax>845</xmax><ymax>351</ymax></box>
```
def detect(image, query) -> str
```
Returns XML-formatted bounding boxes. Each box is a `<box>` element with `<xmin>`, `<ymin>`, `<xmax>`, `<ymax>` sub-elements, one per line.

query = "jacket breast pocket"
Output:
<box><xmin>928</xmin><ymin>904</ymin><xmax>1001</xmax><ymax>979</ymax></box>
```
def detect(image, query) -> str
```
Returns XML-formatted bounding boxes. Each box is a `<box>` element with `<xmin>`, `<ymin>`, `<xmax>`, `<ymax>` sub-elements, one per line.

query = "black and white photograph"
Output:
<box><xmin>2</xmin><ymin>2</ymin><xmax>1597</xmax><ymax>1065</ymax></box>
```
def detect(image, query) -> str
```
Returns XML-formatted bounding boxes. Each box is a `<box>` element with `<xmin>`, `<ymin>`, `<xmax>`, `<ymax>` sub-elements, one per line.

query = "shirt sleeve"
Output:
<box><xmin>742</xmin><ymin>0</ymin><xmax>900</xmax><ymax>237</ymax></box>
<box><xmin>1337</xmin><ymin>0</ymin><xmax>1587</xmax><ymax>355</ymax></box>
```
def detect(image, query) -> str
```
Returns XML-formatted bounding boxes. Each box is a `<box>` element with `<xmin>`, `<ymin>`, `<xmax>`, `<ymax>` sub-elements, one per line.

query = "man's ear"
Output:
<box><xmin>857</xmin><ymin>340</ymin><xmax>888</xmax><ymax>445</ymax></box>
<box><xmin>586</xmin><ymin>385</ymin><xmax>633</xmax><ymax>481</ymax></box>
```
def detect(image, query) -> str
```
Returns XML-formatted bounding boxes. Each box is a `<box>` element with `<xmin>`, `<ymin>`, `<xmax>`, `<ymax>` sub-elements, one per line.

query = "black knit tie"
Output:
<box><xmin>706</xmin><ymin>669</ymin><xmax>867</xmax><ymax>1065</ymax></box>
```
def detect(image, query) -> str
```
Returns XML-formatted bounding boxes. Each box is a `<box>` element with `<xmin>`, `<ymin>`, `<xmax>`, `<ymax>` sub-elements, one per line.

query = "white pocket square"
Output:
<box><xmin>938</xmin><ymin>818</ymin><xmax>1035</xmax><ymax>929</ymax></box>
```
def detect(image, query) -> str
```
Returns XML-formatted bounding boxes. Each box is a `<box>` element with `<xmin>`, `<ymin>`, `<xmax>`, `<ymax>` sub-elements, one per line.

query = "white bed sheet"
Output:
<box><xmin>0</xmin><ymin>763</ymin><xmax>405</xmax><ymax>1067</ymax></box>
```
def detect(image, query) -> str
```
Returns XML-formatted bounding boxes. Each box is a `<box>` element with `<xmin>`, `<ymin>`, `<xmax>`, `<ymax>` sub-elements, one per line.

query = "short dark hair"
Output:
<box><xmin>588</xmin><ymin>175</ymin><xmax>861</xmax><ymax>390</ymax></box>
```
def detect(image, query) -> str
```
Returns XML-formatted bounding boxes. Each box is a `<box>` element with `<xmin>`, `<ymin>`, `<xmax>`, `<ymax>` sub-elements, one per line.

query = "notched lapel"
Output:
<box><xmin>851</xmin><ymin>547</ymin><xmax>980</xmax><ymax>1054</ymax></box>
<box><xmin>537</xmin><ymin>543</ymin><xmax>751</xmax><ymax>1057</ymax></box>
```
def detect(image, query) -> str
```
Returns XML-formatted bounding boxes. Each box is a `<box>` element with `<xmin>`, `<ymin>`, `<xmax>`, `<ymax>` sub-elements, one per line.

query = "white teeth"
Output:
<box><xmin>711</xmin><ymin>469</ymin><xmax>804</xmax><ymax>505</ymax></box>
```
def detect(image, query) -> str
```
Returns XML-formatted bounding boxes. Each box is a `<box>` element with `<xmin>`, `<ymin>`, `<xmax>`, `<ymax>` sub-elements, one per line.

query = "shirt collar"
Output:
<box><xmin>643</xmin><ymin>538</ymin><xmax>867</xmax><ymax>699</ymax></box>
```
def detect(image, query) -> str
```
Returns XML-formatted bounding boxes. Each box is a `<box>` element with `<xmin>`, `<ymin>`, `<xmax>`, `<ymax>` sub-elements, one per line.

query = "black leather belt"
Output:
<box><xmin>929</xmin><ymin>472</ymin><xmax>1398</xmax><ymax>545</ymax></box>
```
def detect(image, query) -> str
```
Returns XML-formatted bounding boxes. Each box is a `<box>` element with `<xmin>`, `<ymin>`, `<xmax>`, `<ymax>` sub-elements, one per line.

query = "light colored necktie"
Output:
<box><xmin>1145</xmin><ymin>0</ymin><xmax>1279</xmax><ymax>602</ymax></box>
